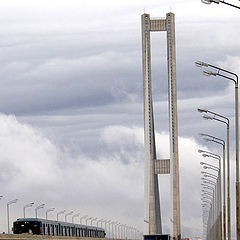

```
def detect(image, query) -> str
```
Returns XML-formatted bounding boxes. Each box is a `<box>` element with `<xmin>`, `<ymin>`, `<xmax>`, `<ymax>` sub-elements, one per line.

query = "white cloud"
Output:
<box><xmin>0</xmin><ymin>116</ymin><xmax>144</xmax><ymax>233</ymax></box>
<box><xmin>0</xmin><ymin>114</ymin><xmax>61</xmax><ymax>187</ymax></box>
<box><xmin>0</xmin><ymin>114</ymin><xmax>203</xmax><ymax>236</ymax></box>
<box><xmin>0</xmin><ymin>113</ymin><xmax>236</xmax><ymax>238</ymax></box>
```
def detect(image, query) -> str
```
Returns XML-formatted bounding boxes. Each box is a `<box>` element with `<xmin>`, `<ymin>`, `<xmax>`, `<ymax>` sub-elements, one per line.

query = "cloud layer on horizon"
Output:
<box><xmin>0</xmin><ymin>113</ymin><xmax>217</xmax><ymax>237</ymax></box>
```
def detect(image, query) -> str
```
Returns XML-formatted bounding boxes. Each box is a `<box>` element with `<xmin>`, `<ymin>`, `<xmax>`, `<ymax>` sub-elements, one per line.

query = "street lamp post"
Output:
<box><xmin>200</xmin><ymin>0</ymin><xmax>240</xmax><ymax>9</ymax></box>
<box><xmin>57</xmin><ymin>210</ymin><xmax>65</xmax><ymax>221</ymax></box>
<box><xmin>91</xmin><ymin>217</ymin><xmax>97</xmax><ymax>226</ymax></box>
<box><xmin>127</xmin><ymin>225</ymin><xmax>131</xmax><ymax>239</ymax></box>
<box><xmin>45</xmin><ymin>208</ymin><xmax>55</xmax><ymax>220</ymax></box>
<box><xmin>129</xmin><ymin>226</ymin><xmax>132</xmax><ymax>240</ymax></box>
<box><xmin>124</xmin><ymin>224</ymin><xmax>128</xmax><ymax>239</ymax></box>
<box><xmin>133</xmin><ymin>227</ymin><xmax>137</xmax><ymax>239</ymax></box>
<box><xmin>23</xmin><ymin>202</ymin><xmax>34</xmax><ymax>218</ymax></box>
<box><xmin>200</xmin><ymin>158</ymin><xmax>221</xmax><ymax>240</ymax></box>
<box><xmin>7</xmin><ymin>199</ymin><xmax>18</xmax><ymax>234</ymax></box>
<box><xmin>65</xmin><ymin>211</ymin><xmax>73</xmax><ymax>222</ymax></box>
<box><xmin>202</xmin><ymin>161</ymin><xmax>222</xmax><ymax>240</ymax></box>
<box><xmin>200</xmin><ymin>133</ymin><xmax>227</xmax><ymax>240</ymax></box>
<box><xmin>72</xmin><ymin>213</ymin><xmax>80</xmax><ymax>223</ymax></box>
<box><xmin>196</xmin><ymin>61</ymin><xmax>239</xmax><ymax>240</ymax></box>
<box><xmin>198</xmin><ymin>109</ymin><xmax>231</xmax><ymax>240</ymax></box>
<box><xmin>86</xmin><ymin>217</ymin><xmax>92</xmax><ymax>226</ymax></box>
<box><xmin>80</xmin><ymin>215</ymin><xmax>88</xmax><ymax>224</ymax></box>
<box><xmin>96</xmin><ymin>218</ymin><xmax>104</xmax><ymax>227</ymax></box>
<box><xmin>119</xmin><ymin>224</ymin><xmax>124</xmax><ymax>239</ymax></box>
<box><xmin>202</xmin><ymin>200</ymin><xmax>212</xmax><ymax>240</ymax></box>
<box><xmin>113</xmin><ymin>222</ymin><xmax>119</xmax><ymax>239</ymax></box>
<box><xmin>121</xmin><ymin>224</ymin><xmax>126</xmax><ymax>239</ymax></box>
<box><xmin>201</xmin><ymin>181</ymin><xmax>217</xmax><ymax>240</ymax></box>
<box><xmin>35</xmin><ymin>204</ymin><xmax>45</xmax><ymax>218</ymax></box>
<box><xmin>116</xmin><ymin>223</ymin><xmax>121</xmax><ymax>239</ymax></box>
<box><xmin>105</xmin><ymin>220</ymin><xmax>111</xmax><ymax>238</ymax></box>
<box><xmin>111</xmin><ymin>221</ymin><xmax>117</xmax><ymax>239</ymax></box>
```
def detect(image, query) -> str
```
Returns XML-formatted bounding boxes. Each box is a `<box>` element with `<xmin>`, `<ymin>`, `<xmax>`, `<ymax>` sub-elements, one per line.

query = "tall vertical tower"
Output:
<box><xmin>142</xmin><ymin>13</ymin><xmax>162</xmax><ymax>236</ymax></box>
<box><xmin>141</xmin><ymin>12</ymin><xmax>181</xmax><ymax>240</ymax></box>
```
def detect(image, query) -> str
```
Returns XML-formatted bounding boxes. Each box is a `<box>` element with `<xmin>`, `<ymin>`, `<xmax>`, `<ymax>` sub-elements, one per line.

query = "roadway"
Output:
<box><xmin>0</xmin><ymin>234</ymin><xmax>118</xmax><ymax>240</ymax></box>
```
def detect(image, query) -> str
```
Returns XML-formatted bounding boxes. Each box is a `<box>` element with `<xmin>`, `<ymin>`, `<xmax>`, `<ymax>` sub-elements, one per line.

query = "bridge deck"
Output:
<box><xmin>0</xmin><ymin>234</ymin><xmax>118</xmax><ymax>240</ymax></box>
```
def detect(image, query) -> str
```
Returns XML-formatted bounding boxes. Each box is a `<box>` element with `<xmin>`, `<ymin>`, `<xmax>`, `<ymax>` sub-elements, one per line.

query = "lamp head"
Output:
<box><xmin>35</xmin><ymin>203</ymin><xmax>45</xmax><ymax>209</ymax></box>
<box><xmin>201</xmin><ymin>0</ymin><xmax>212</xmax><ymax>4</ymax></box>
<box><xmin>206</xmin><ymin>0</ymin><xmax>220</xmax><ymax>3</ymax></box>
<box><xmin>203</xmin><ymin>69</ymin><xmax>218</xmax><ymax>77</ymax></box>
<box><xmin>203</xmin><ymin>137</ymin><xmax>212</xmax><ymax>142</ymax></box>
<box><xmin>25</xmin><ymin>202</ymin><xmax>34</xmax><ymax>207</ymax></box>
<box><xmin>9</xmin><ymin>199</ymin><xmax>18</xmax><ymax>204</ymax></box>
<box><xmin>203</xmin><ymin>114</ymin><xmax>213</xmax><ymax>120</ymax></box>
<box><xmin>47</xmin><ymin>208</ymin><xmax>55</xmax><ymax>212</ymax></box>
<box><xmin>197</xmin><ymin>108</ymin><xmax>208</xmax><ymax>113</ymax></box>
<box><xmin>195</xmin><ymin>61</ymin><xmax>209</xmax><ymax>67</ymax></box>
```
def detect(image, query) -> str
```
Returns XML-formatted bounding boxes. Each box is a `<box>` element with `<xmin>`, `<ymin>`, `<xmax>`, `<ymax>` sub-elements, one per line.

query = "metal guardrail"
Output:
<box><xmin>0</xmin><ymin>234</ymin><xmax>113</xmax><ymax>240</ymax></box>
<box><xmin>0</xmin><ymin>234</ymin><xmax>130</xmax><ymax>240</ymax></box>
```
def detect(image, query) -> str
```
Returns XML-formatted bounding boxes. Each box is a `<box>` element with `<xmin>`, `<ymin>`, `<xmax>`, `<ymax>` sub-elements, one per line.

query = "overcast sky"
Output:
<box><xmin>0</xmin><ymin>0</ymin><xmax>239</xmax><ymax>239</ymax></box>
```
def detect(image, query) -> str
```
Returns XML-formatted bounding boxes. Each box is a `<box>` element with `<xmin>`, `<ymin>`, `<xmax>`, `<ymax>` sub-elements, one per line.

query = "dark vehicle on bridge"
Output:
<box><xmin>144</xmin><ymin>234</ymin><xmax>170</xmax><ymax>240</ymax></box>
<box><xmin>13</xmin><ymin>218</ymin><xmax>106</xmax><ymax>238</ymax></box>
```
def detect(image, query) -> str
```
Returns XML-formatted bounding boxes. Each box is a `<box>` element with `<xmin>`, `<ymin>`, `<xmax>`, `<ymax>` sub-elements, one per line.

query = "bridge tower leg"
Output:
<box><xmin>142</xmin><ymin>13</ymin><xmax>162</xmax><ymax>235</ymax></box>
<box><xmin>141</xmin><ymin>12</ymin><xmax>181</xmax><ymax>240</ymax></box>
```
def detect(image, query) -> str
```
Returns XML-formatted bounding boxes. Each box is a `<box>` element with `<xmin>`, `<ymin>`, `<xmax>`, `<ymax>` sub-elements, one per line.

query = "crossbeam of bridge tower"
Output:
<box><xmin>141</xmin><ymin>12</ymin><xmax>181</xmax><ymax>240</ymax></box>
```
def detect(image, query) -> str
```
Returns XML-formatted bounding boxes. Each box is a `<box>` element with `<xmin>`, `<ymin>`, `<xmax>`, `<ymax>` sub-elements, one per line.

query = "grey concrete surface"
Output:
<box><xmin>0</xmin><ymin>234</ymin><xmax>118</xmax><ymax>240</ymax></box>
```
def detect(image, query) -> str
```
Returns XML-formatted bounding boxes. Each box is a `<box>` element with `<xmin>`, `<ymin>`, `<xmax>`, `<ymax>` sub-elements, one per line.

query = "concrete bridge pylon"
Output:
<box><xmin>141</xmin><ymin>12</ymin><xmax>181</xmax><ymax>240</ymax></box>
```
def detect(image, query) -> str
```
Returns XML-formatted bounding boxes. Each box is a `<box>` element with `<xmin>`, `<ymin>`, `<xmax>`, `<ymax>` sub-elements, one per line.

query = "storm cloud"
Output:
<box><xmin>0</xmin><ymin>0</ymin><xmax>239</xmax><ymax>238</ymax></box>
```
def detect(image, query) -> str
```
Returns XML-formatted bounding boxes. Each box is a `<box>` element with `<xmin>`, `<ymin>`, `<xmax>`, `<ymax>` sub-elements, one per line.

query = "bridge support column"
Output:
<box><xmin>141</xmin><ymin>12</ymin><xmax>181</xmax><ymax>240</ymax></box>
